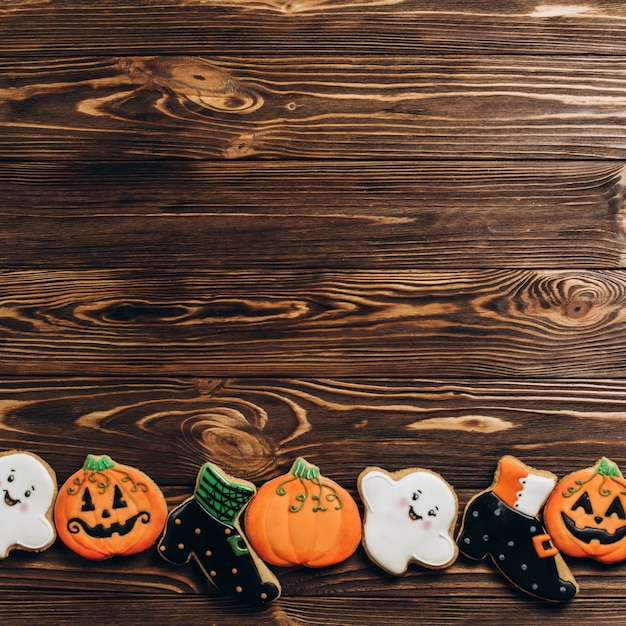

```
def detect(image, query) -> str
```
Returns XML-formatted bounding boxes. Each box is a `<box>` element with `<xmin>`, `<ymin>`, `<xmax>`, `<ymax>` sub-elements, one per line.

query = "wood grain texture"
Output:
<box><xmin>5</xmin><ymin>0</ymin><xmax>626</xmax><ymax>622</ymax></box>
<box><xmin>1</xmin><ymin>160</ymin><xmax>625</xmax><ymax>269</ymax></box>
<box><xmin>2</xmin><ymin>376</ymin><xmax>626</xmax><ymax>488</ymax></box>
<box><xmin>0</xmin><ymin>377</ymin><xmax>625</xmax><ymax>622</ymax></box>
<box><xmin>4</xmin><ymin>1</ymin><xmax>626</xmax><ymax>56</ymax></box>
<box><xmin>6</xmin><ymin>593</ymin><xmax>626</xmax><ymax>625</ymax></box>
<box><xmin>1</xmin><ymin>269</ymin><xmax>626</xmax><ymax>377</ymax></box>
<box><xmin>6</xmin><ymin>55</ymin><xmax>626</xmax><ymax>160</ymax></box>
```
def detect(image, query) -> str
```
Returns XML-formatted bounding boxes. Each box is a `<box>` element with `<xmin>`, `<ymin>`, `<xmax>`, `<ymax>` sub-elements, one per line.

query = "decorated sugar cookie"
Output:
<box><xmin>244</xmin><ymin>457</ymin><xmax>361</xmax><ymax>568</ymax></box>
<box><xmin>54</xmin><ymin>454</ymin><xmax>168</xmax><ymax>560</ymax></box>
<box><xmin>544</xmin><ymin>457</ymin><xmax>626</xmax><ymax>563</ymax></box>
<box><xmin>0</xmin><ymin>450</ymin><xmax>57</xmax><ymax>558</ymax></box>
<box><xmin>457</xmin><ymin>455</ymin><xmax>578</xmax><ymax>602</ymax></box>
<box><xmin>158</xmin><ymin>462</ymin><xmax>281</xmax><ymax>604</ymax></box>
<box><xmin>357</xmin><ymin>466</ymin><xmax>458</xmax><ymax>575</ymax></box>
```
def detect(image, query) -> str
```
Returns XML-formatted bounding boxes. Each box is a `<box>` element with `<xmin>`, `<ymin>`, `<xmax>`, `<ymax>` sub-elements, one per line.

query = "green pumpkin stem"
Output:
<box><xmin>595</xmin><ymin>457</ymin><xmax>622</xmax><ymax>479</ymax></box>
<box><xmin>290</xmin><ymin>457</ymin><xmax>321</xmax><ymax>481</ymax></box>
<box><xmin>276</xmin><ymin>457</ymin><xmax>344</xmax><ymax>513</ymax></box>
<box><xmin>84</xmin><ymin>454</ymin><xmax>117</xmax><ymax>472</ymax></box>
<box><xmin>67</xmin><ymin>454</ymin><xmax>116</xmax><ymax>495</ymax></box>
<box><xmin>563</xmin><ymin>457</ymin><xmax>626</xmax><ymax>498</ymax></box>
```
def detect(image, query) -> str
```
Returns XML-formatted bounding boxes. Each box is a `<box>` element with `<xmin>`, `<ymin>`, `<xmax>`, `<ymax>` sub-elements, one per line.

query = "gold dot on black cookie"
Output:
<box><xmin>177</xmin><ymin>543</ymin><xmax>185</xmax><ymax>550</ymax></box>
<box><xmin>174</xmin><ymin>519</ymin><xmax>182</xmax><ymax>526</ymax></box>
<box><xmin>194</xmin><ymin>528</ymin><xmax>201</xmax><ymax>535</ymax></box>
<box><xmin>235</xmin><ymin>586</ymin><xmax>243</xmax><ymax>593</ymax></box>
<box><xmin>205</xmin><ymin>549</ymin><xmax>212</xmax><ymax>557</ymax></box>
<box><xmin>231</xmin><ymin>568</ymin><xmax>238</xmax><ymax>575</ymax></box>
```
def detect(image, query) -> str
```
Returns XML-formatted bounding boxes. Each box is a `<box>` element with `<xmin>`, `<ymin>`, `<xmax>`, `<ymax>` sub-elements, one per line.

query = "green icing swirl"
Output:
<box><xmin>276</xmin><ymin>457</ymin><xmax>343</xmax><ymax>513</ymax></box>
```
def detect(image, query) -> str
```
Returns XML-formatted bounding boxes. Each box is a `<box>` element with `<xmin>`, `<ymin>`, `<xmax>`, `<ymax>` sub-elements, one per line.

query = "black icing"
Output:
<box><xmin>67</xmin><ymin>512</ymin><xmax>151</xmax><ymax>538</ymax></box>
<box><xmin>561</xmin><ymin>511</ymin><xmax>626</xmax><ymax>545</ymax></box>
<box><xmin>458</xmin><ymin>491</ymin><xmax>577</xmax><ymax>602</ymax></box>
<box><xmin>158</xmin><ymin>499</ymin><xmax>280</xmax><ymax>604</ymax></box>
<box><xmin>3</xmin><ymin>490</ymin><xmax>19</xmax><ymax>507</ymax></box>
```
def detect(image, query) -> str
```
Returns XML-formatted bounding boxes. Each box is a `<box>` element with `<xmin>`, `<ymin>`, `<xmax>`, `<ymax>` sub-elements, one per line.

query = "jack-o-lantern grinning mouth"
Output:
<box><xmin>3</xmin><ymin>490</ymin><xmax>19</xmax><ymax>507</ymax></box>
<box><xmin>66</xmin><ymin>511</ymin><xmax>151</xmax><ymax>539</ymax></box>
<box><xmin>561</xmin><ymin>511</ymin><xmax>626</xmax><ymax>545</ymax></box>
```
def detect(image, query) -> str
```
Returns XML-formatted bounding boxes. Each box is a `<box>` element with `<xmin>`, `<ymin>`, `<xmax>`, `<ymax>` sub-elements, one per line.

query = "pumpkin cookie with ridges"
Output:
<box><xmin>54</xmin><ymin>454</ymin><xmax>167</xmax><ymax>560</ymax></box>
<box><xmin>244</xmin><ymin>457</ymin><xmax>361</xmax><ymax>568</ymax></box>
<box><xmin>544</xmin><ymin>457</ymin><xmax>626</xmax><ymax>563</ymax></box>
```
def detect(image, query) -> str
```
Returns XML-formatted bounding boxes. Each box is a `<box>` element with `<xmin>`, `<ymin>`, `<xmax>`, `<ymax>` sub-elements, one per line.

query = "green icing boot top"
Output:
<box><xmin>194</xmin><ymin>463</ymin><xmax>256</xmax><ymax>525</ymax></box>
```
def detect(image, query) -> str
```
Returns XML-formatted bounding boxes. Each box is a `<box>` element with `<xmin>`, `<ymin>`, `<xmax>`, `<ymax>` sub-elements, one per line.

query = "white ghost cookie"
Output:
<box><xmin>358</xmin><ymin>466</ymin><xmax>458</xmax><ymax>575</ymax></box>
<box><xmin>0</xmin><ymin>451</ymin><xmax>57</xmax><ymax>557</ymax></box>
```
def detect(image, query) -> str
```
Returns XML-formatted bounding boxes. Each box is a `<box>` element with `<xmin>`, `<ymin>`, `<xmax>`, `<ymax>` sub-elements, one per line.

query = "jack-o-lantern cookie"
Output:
<box><xmin>544</xmin><ymin>457</ymin><xmax>626</xmax><ymax>563</ymax></box>
<box><xmin>158</xmin><ymin>462</ymin><xmax>281</xmax><ymax>604</ymax></box>
<box><xmin>54</xmin><ymin>454</ymin><xmax>167</xmax><ymax>560</ymax></box>
<box><xmin>358</xmin><ymin>466</ymin><xmax>458</xmax><ymax>575</ymax></box>
<box><xmin>457</xmin><ymin>455</ymin><xmax>578</xmax><ymax>602</ymax></box>
<box><xmin>244</xmin><ymin>457</ymin><xmax>361</xmax><ymax>568</ymax></box>
<box><xmin>0</xmin><ymin>450</ymin><xmax>57</xmax><ymax>558</ymax></box>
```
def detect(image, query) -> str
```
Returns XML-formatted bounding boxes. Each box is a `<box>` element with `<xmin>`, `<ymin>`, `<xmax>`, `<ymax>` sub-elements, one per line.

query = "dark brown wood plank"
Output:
<box><xmin>0</xmin><ymin>376</ymin><xmax>625</xmax><ymax>622</ymax></box>
<box><xmin>2</xmin><ymin>269</ymin><xmax>626</xmax><ymax>377</ymax></box>
<box><xmin>1</xmin><ymin>160</ymin><xmax>625</xmax><ymax>270</ymax></box>
<box><xmin>5</xmin><ymin>55</ymin><xmax>626</xmax><ymax>160</ymax></box>
<box><xmin>4</xmin><ymin>1</ymin><xmax>626</xmax><ymax>57</ymax></box>
<box><xmin>3</xmin><ymin>376</ymin><xmax>626</xmax><ymax>488</ymax></box>
<box><xmin>4</xmin><ymin>592</ymin><xmax>626</xmax><ymax>625</ymax></box>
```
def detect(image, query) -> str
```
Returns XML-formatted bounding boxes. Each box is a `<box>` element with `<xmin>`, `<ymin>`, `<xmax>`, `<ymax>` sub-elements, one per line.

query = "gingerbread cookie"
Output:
<box><xmin>54</xmin><ymin>454</ymin><xmax>168</xmax><ymax>560</ymax></box>
<box><xmin>358</xmin><ymin>466</ymin><xmax>458</xmax><ymax>575</ymax></box>
<box><xmin>0</xmin><ymin>450</ymin><xmax>57</xmax><ymax>558</ymax></box>
<box><xmin>457</xmin><ymin>455</ymin><xmax>578</xmax><ymax>602</ymax></box>
<box><xmin>544</xmin><ymin>457</ymin><xmax>626</xmax><ymax>563</ymax></box>
<box><xmin>158</xmin><ymin>462</ymin><xmax>281</xmax><ymax>604</ymax></box>
<box><xmin>244</xmin><ymin>457</ymin><xmax>361</xmax><ymax>568</ymax></box>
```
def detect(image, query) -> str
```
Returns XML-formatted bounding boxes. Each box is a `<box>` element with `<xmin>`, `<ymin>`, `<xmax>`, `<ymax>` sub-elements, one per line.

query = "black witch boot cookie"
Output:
<box><xmin>158</xmin><ymin>462</ymin><xmax>281</xmax><ymax>604</ymax></box>
<box><xmin>457</xmin><ymin>455</ymin><xmax>578</xmax><ymax>602</ymax></box>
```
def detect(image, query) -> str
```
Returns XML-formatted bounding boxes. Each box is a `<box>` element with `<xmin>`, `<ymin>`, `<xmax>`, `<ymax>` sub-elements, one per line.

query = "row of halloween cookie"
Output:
<box><xmin>2</xmin><ymin>450</ymin><xmax>623</xmax><ymax>605</ymax></box>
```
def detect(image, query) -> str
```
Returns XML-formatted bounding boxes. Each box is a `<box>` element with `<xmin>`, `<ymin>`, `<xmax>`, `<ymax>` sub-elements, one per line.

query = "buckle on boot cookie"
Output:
<box><xmin>532</xmin><ymin>533</ymin><xmax>558</xmax><ymax>558</ymax></box>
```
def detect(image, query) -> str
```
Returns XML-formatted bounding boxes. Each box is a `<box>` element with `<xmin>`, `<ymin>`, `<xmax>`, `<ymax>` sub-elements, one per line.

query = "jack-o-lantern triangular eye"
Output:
<box><xmin>605</xmin><ymin>496</ymin><xmax>626</xmax><ymax>520</ymax></box>
<box><xmin>571</xmin><ymin>491</ymin><xmax>593</xmax><ymax>515</ymax></box>
<box><xmin>112</xmin><ymin>484</ymin><xmax>128</xmax><ymax>510</ymax></box>
<box><xmin>81</xmin><ymin>487</ymin><xmax>96</xmax><ymax>512</ymax></box>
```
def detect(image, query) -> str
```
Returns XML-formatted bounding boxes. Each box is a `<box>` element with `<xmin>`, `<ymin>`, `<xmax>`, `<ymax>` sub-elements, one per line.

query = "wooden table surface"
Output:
<box><xmin>3</xmin><ymin>1</ymin><xmax>626</xmax><ymax>623</ymax></box>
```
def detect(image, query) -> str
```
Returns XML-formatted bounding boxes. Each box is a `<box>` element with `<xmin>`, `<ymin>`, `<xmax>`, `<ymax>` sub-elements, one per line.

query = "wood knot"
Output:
<box><xmin>185</xmin><ymin>407</ymin><xmax>276</xmax><ymax>476</ymax></box>
<box><xmin>224</xmin><ymin>133</ymin><xmax>258</xmax><ymax>159</ymax></box>
<box><xmin>563</xmin><ymin>298</ymin><xmax>593</xmax><ymax>319</ymax></box>
<box><xmin>120</xmin><ymin>56</ymin><xmax>263</xmax><ymax>114</ymax></box>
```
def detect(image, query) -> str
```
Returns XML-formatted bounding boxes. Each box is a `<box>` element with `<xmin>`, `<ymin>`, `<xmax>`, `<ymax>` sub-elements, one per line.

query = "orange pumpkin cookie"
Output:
<box><xmin>244</xmin><ymin>457</ymin><xmax>361</xmax><ymax>567</ymax></box>
<box><xmin>544</xmin><ymin>457</ymin><xmax>626</xmax><ymax>563</ymax></box>
<box><xmin>54</xmin><ymin>454</ymin><xmax>167</xmax><ymax>560</ymax></box>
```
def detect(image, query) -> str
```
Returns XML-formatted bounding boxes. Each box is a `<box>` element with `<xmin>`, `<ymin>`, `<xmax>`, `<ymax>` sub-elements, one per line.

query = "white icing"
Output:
<box><xmin>514</xmin><ymin>473</ymin><xmax>555</xmax><ymax>517</ymax></box>
<box><xmin>359</xmin><ymin>469</ymin><xmax>457</xmax><ymax>575</ymax></box>
<box><xmin>0</xmin><ymin>452</ymin><xmax>56</xmax><ymax>557</ymax></box>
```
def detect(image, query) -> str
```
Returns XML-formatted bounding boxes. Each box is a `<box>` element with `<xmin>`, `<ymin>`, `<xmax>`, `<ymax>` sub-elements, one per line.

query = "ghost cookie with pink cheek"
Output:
<box><xmin>357</xmin><ymin>466</ymin><xmax>458</xmax><ymax>575</ymax></box>
<box><xmin>0</xmin><ymin>450</ymin><xmax>57</xmax><ymax>558</ymax></box>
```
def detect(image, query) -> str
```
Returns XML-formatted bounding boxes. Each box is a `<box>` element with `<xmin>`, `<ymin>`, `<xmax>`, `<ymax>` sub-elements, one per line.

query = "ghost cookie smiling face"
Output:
<box><xmin>357</xmin><ymin>466</ymin><xmax>458</xmax><ymax>575</ymax></box>
<box><xmin>0</xmin><ymin>450</ymin><xmax>57</xmax><ymax>558</ymax></box>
